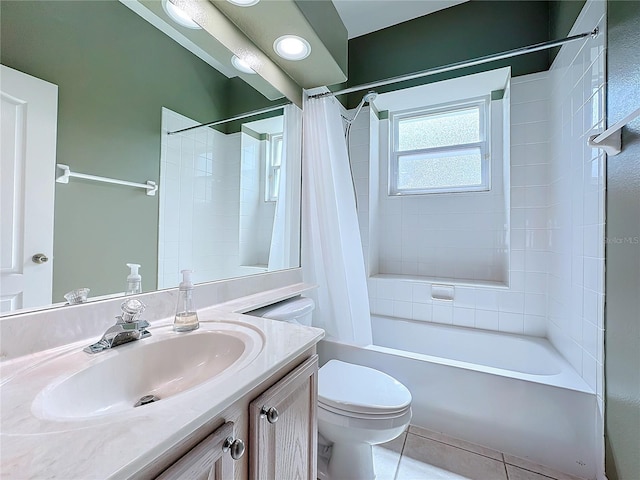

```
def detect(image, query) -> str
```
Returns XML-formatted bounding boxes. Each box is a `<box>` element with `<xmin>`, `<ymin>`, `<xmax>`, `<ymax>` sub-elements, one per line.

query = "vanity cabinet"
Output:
<box><xmin>156</xmin><ymin>422</ymin><xmax>239</xmax><ymax>480</ymax></box>
<box><xmin>152</xmin><ymin>352</ymin><xmax>318</xmax><ymax>480</ymax></box>
<box><xmin>249</xmin><ymin>354</ymin><xmax>318</xmax><ymax>480</ymax></box>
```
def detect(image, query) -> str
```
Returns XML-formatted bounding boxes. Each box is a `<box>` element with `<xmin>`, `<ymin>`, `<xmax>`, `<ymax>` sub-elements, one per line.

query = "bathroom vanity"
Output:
<box><xmin>154</xmin><ymin>354</ymin><xmax>318</xmax><ymax>479</ymax></box>
<box><xmin>0</xmin><ymin>282</ymin><xmax>323</xmax><ymax>479</ymax></box>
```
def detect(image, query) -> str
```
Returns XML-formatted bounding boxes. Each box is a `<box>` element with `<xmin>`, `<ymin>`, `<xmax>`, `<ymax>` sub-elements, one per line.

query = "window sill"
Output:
<box><xmin>370</xmin><ymin>273</ymin><xmax>509</xmax><ymax>289</ymax></box>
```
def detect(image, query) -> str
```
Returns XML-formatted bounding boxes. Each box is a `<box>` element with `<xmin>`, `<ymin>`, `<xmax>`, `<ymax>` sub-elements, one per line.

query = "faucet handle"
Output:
<box><xmin>120</xmin><ymin>299</ymin><xmax>146</xmax><ymax>323</ymax></box>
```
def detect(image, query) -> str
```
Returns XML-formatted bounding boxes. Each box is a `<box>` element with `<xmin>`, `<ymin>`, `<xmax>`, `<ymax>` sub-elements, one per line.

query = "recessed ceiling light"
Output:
<box><xmin>227</xmin><ymin>0</ymin><xmax>260</xmax><ymax>6</ymax></box>
<box><xmin>231</xmin><ymin>55</ymin><xmax>257</xmax><ymax>74</ymax></box>
<box><xmin>273</xmin><ymin>35</ymin><xmax>311</xmax><ymax>61</ymax></box>
<box><xmin>162</xmin><ymin>0</ymin><xmax>201</xmax><ymax>29</ymax></box>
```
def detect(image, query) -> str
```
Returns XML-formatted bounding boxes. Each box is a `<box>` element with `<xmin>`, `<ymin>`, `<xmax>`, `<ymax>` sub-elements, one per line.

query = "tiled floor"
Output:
<box><xmin>371</xmin><ymin>426</ymin><xmax>585</xmax><ymax>480</ymax></box>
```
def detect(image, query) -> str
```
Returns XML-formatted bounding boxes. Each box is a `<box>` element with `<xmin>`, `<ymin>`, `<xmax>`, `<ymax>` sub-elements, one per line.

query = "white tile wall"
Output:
<box><xmin>351</xmin><ymin>93</ymin><xmax>511</xmax><ymax>286</ymax></box>
<box><xmin>546</xmin><ymin>0</ymin><xmax>606</xmax><ymax>405</ymax></box>
<box><xmin>351</xmin><ymin>2</ymin><xmax>605</xmax><ymax>360</ymax></box>
<box><xmin>352</xmin><ymin>74</ymin><xmax>550</xmax><ymax>337</ymax></box>
<box><xmin>159</xmin><ymin>109</ymin><xmax>245</xmax><ymax>288</ymax></box>
<box><xmin>347</xmin><ymin>107</ymin><xmax>376</xmax><ymax>275</ymax></box>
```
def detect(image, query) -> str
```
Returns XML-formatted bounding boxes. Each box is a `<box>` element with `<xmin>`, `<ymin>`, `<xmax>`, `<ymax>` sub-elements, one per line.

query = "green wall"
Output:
<box><xmin>224</xmin><ymin>77</ymin><xmax>285</xmax><ymax>134</ymax></box>
<box><xmin>605</xmin><ymin>3</ymin><xmax>640</xmax><ymax>479</ymax></box>
<box><xmin>343</xmin><ymin>0</ymin><xmax>584</xmax><ymax>108</ymax></box>
<box><xmin>0</xmin><ymin>0</ymin><xmax>261</xmax><ymax>301</ymax></box>
<box><xmin>549</xmin><ymin>0</ymin><xmax>587</xmax><ymax>38</ymax></box>
<box><xmin>549</xmin><ymin>0</ymin><xmax>587</xmax><ymax>60</ymax></box>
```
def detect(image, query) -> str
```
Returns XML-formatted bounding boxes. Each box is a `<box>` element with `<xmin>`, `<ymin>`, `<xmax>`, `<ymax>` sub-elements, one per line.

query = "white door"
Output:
<box><xmin>0</xmin><ymin>65</ymin><xmax>58</xmax><ymax>313</ymax></box>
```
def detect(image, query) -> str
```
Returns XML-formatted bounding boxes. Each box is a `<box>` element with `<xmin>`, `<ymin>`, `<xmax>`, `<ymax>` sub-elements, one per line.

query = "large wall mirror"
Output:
<box><xmin>0</xmin><ymin>0</ymin><xmax>302</xmax><ymax>316</ymax></box>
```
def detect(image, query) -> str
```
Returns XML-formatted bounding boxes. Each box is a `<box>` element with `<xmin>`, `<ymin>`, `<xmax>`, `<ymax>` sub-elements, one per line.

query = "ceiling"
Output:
<box><xmin>210</xmin><ymin>0</ymin><xmax>347</xmax><ymax>90</ymax></box>
<box><xmin>331</xmin><ymin>0</ymin><xmax>469</xmax><ymax>39</ymax></box>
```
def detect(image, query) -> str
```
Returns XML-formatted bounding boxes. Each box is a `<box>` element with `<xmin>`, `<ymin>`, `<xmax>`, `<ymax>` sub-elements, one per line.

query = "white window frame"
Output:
<box><xmin>389</xmin><ymin>96</ymin><xmax>491</xmax><ymax>196</ymax></box>
<box><xmin>265</xmin><ymin>133</ymin><xmax>283</xmax><ymax>202</ymax></box>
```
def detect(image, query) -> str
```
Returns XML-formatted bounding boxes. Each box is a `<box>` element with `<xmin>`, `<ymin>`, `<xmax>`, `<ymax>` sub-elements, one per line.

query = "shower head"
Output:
<box><xmin>346</xmin><ymin>90</ymin><xmax>379</xmax><ymax>127</ymax></box>
<box><xmin>363</xmin><ymin>91</ymin><xmax>378</xmax><ymax>104</ymax></box>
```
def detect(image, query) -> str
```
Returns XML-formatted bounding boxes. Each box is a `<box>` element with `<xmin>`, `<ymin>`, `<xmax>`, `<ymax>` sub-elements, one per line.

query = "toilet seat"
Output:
<box><xmin>318</xmin><ymin>360</ymin><xmax>412</xmax><ymax>417</ymax></box>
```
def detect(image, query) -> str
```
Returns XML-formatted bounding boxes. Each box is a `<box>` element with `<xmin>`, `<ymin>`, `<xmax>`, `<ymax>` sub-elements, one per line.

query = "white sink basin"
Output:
<box><xmin>31</xmin><ymin>322</ymin><xmax>264</xmax><ymax>420</ymax></box>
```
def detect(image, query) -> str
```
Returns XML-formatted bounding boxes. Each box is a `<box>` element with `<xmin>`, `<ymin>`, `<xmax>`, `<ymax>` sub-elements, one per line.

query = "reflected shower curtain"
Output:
<box><xmin>268</xmin><ymin>104</ymin><xmax>302</xmax><ymax>271</ymax></box>
<box><xmin>302</xmin><ymin>97</ymin><xmax>372</xmax><ymax>345</ymax></box>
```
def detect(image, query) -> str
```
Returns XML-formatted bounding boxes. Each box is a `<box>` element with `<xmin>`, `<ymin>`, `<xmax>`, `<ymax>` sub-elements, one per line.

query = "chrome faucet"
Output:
<box><xmin>84</xmin><ymin>299</ymin><xmax>151</xmax><ymax>354</ymax></box>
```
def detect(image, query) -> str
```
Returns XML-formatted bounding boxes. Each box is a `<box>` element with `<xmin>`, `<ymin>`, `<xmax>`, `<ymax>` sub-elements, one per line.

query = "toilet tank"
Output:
<box><xmin>246</xmin><ymin>296</ymin><xmax>315</xmax><ymax>326</ymax></box>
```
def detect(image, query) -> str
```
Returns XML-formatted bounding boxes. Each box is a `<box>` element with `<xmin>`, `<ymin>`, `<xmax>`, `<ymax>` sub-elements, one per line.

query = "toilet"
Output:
<box><xmin>245</xmin><ymin>296</ymin><xmax>315</xmax><ymax>325</ymax></box>
<box><xmin>248</xmin><ymin>297</ymin><xmax>413</xmax><ymax>480</ymax></box>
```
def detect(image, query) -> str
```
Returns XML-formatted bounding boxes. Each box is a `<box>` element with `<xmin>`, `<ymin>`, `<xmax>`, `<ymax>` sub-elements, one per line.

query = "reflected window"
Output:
<box><xmin>266</xmin><ymin>133</ymin><xmax>283</xmax><ymax>202</ymax></box>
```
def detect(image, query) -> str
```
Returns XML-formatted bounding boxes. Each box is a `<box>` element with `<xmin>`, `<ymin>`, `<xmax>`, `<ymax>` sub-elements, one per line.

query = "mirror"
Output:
<box><xmin>157</xmin><ymin>105</ymin><xmax>301</xmax><ymax>288</ymax></box>
<box><xmin>0</xmin><ymin>0</ymin><xmax>302</xmax><ymax>316</ymax></box>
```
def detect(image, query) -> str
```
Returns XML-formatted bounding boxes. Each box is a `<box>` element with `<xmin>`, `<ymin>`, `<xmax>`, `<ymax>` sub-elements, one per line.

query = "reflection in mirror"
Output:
<box><xmin>0</xmin><ymin>0</ymin><xmax>302</xmax><ymax>316</ymax></box>
<box><xmin>158</xmin><ymin>105</ymin><xmax>301</xmax><ymax>288</ymax></box>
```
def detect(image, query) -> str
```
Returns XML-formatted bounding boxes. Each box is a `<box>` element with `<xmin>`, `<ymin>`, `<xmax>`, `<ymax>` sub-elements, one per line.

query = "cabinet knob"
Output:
<box><xmin>222</xmin><ymin>436</ymin><xmax>245</xmax><ymax>460</ymax></box>
<box><xmin>260</xmin><ymin>406</ymin><xmax>279</xmax><ymax>424</ymax></box>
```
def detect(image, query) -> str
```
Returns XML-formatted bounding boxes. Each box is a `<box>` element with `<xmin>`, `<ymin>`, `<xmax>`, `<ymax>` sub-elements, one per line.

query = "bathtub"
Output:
<box><xmin>318</xmin><ymin>315</ymin><xmax>597</xmax><ymax>479</ymax></box>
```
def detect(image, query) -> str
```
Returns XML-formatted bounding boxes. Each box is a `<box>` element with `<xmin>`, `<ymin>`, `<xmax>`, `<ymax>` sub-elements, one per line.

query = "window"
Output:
<box><xmin>389</xmin><ymin>97</ymin><xmax>490</xmax><ymax>195</ymax></box>
<box><xmin>265</xmin><ymin>133</ymin><xmax>283</xmax><ymax>202</ymax></box>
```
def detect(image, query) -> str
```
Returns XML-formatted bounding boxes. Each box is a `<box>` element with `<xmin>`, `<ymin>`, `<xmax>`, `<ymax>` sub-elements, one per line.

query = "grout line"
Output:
<box><xmin>393</xmin><ymin>432</ymin><xmax>409</xmax><ymax>480</ymax></box>
<box><xmin>503</xmin><ymin>462</ymin><xmax>564</xmax><ymax>480</ymax></box>
<box><xmin>400</xmin><ymin>429</ymin><xmax>410</xmax><ymax>453</ymax></box>
<box><xmin>405</xmin><ymin>431</ymin><xmax>504</xmax><ymax>463</ymax></box>
<box><xmin>386</xmin><ymin>433</ymin><xmax>572</xmax><ymax>480</ymax></box>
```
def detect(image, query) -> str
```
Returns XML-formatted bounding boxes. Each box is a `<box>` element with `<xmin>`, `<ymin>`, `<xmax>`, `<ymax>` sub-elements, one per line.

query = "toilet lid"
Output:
<box><xmin>248</xmin><ymin>297</ymin><xmax>314</xmax><ymax>321</ymax></box>
<box><xmin>318</xmin><ymin>360</ymin><xmax>412</xmax><ymax>416</ymax></box>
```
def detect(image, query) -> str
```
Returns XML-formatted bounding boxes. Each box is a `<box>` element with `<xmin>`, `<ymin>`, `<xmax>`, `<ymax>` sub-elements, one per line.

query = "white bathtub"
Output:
<box><xmin>318</xmin><ymin>315</ymin><xmax>597</xmax><ymax>479</ymax></box>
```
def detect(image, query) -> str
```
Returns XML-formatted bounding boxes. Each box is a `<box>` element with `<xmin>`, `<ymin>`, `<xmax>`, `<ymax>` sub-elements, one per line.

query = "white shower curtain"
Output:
<box><xmin>302</xmin><ymin>96</ymin><xmax>372</xmax><ymax>345</ymax></box>
<box><xmin>268</xmin><ymin>104</ymin><xmax>302</xmax><ymax>271</ymax></box>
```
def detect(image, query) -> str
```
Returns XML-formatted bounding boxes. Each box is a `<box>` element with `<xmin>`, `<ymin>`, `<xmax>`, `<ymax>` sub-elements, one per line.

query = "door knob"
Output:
<box><xmin>32</xmin><ymin>253</ymin><xmax>49</xmax><ymax>264</ymax></box>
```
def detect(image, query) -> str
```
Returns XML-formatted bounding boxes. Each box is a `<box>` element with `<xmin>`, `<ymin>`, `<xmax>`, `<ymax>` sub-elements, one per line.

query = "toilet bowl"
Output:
<box><xmin>247</xmin><ymin>297</ymin><xmax>412</xmax><ymax>480</ymax></box>
<box><xmin>318</xmin><ymin>359</ymin><xmax>412</xmax><ymax>480</ymax></box>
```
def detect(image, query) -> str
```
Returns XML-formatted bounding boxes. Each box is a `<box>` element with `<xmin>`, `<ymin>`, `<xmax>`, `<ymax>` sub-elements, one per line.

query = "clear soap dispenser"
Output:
<box><xmin>125</xmin><ymin>263</ymin><xmax>142</xmax><ymax>295</ymax></box>
<box><xmin>174</xmin><ymin>269</ymin><xmax>199</xmax><ymax>332</ymax></box>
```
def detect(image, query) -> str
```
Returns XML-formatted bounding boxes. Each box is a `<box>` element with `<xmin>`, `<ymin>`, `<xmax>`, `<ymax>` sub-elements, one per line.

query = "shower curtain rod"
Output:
<box><xmin>168</xmin><ymin>102</ymin><xmax>291</xmax><ymax>135</ymax></box>
<box><xmin>309</xmin><ymin>28</ymin><xmax>599</xmax><ymax>99</ymax></box>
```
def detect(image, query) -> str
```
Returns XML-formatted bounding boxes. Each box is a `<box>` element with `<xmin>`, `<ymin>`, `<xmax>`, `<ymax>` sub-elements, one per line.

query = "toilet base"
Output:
<box><xmin>327</xmin><ymin>441</ymin><xmax>375</xmax><ymax>480</ymax></box>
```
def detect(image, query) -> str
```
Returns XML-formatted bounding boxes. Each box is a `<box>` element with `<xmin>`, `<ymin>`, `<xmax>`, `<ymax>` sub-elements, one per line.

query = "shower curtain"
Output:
<box><xmin>302</xmin><ymin>96</ymin><xmax>372</xmax><ymax>345</ymax></box>
<box><xmin>268</xmin><ymin>104</ymin><xmax>302</xmax><ymax>271</ymax></box>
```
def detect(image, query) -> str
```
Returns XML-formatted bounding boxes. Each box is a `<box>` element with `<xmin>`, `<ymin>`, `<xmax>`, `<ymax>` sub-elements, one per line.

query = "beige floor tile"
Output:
<box><xmin>373</xmin><ymin>432</ymin><xmax>406</xmax><ymax>480</ymax></box>
<box><xmin>506</xmin><ymin>464</ymin><xmax>557</xmax><ymax>480</ymax></box>
<box><xmin>396</xmin><ymin>456</ymin><xmax>476</xmax><ymax>480</ymax></box>
<box><xmin>408</xmin><ymin>425</ymin><xmax>504</xmax><ymax>461</ymax></box>
<box><xmin>503</xmin><ymin>455</ymin><xmax>585</xmax><ymax>480</ymax></box>
<box><xmin>397</xmin><ymin>433</ymin><xmax>508</xmax><ymax>480</ymax></box>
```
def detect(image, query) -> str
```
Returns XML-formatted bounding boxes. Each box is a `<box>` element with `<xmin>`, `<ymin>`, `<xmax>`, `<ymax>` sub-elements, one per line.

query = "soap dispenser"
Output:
<box><xmin>174</xmin><ymin>270</ymin><xmax>199</xmax><ymax>332</ymax></box>
<box><xmin>125</xmin><ymin>263</ymin><xmax>142</xmax><ymax>295</ymax></box>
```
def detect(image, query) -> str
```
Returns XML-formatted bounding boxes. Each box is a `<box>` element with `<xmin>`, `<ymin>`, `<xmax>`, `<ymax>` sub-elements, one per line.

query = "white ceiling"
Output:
<box><xmin>331</xmin><ymin>0</ymin><xmax>469</xmax><ymax>39</ymax></box>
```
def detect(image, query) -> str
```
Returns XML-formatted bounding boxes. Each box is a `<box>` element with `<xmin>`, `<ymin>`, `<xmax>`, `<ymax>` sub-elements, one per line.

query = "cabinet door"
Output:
<box><xmin>249</xmin><ymin>355</ymin><xmax>318</xmax><ymax>480</ymax></box>
<box><xmin>156</xmin><ymin>421</ymin><xmax>237</xmax><ymax>480</ymax></box>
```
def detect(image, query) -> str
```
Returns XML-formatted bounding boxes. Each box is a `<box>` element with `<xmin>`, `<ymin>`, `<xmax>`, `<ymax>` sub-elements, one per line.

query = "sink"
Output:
<box><xmin>31</xmin><ymin>322</ymin><xmax>264</xmax><ymax>420</ymax></box>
